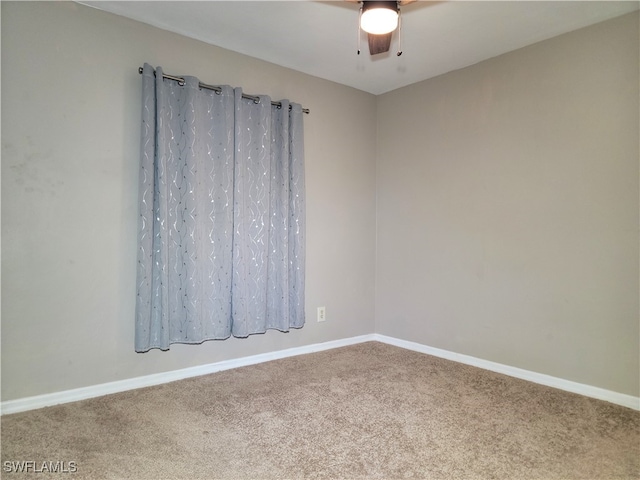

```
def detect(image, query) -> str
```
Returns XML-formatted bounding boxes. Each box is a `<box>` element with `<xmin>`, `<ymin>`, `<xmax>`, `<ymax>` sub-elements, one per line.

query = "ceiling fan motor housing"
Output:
<box><xmin>362</xmin><ymin>1</ymin><xmax>399</xmax><ymax>14</ymax></box>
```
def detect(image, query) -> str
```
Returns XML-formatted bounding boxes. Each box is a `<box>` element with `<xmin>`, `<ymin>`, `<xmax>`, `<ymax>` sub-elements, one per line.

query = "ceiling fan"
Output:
<box><xmin>350</xmin><ymin>0</ymin><xmax>416</xmax><ymax>56</ymax></box>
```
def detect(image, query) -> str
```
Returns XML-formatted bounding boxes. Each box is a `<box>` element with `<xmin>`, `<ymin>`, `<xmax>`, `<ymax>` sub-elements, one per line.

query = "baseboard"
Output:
<box><xmin>0</xmin><ymin>334</ymin><xmax>377</xmax><ymax>415</ymax></box>
<box><xmin>3</xmin><ymin>332</ymin><xmax>638</xmax><ymax>414</ymax></box>
<box><xmin>373</xmin><ymin>334</ymin><xmax>640</xmax><ymax>411</ymax></box>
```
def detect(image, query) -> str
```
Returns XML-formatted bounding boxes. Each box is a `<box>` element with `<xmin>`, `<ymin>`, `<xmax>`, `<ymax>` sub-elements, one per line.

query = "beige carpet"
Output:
<box><xmin>2</xmin><ymin>342</ymin><xmax>639</xmax><ymax>479</ymax></box>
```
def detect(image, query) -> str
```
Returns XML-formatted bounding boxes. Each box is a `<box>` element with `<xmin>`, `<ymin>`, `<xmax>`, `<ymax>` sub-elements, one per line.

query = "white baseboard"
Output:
<box><xmin>373</xmin><ymin>334</ymin><xmax>640</xmax><ymax>411</ymax></box>
<box><xmin>2</xmin><ymin>333</ymin><xmax>638</xmax><ymax>414</ymax></box>
<box><xmin>0</xmin><ymin>334</ymin><xmax>376</xmax><ymax>415</ymax></box>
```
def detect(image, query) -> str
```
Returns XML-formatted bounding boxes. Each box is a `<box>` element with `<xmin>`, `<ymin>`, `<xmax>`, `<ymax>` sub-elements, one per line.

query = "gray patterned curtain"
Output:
<box><xmin>135</xmin><ymin>64</ymin><xmax>305</xmax><ymax>352</ymax></box>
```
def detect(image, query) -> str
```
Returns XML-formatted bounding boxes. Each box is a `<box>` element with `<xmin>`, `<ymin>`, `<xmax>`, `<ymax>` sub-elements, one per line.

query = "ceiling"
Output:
<box><xmin>80</xmin><ymin>1</ymin><xmax>639</xmax><ymax>95</ymax></box>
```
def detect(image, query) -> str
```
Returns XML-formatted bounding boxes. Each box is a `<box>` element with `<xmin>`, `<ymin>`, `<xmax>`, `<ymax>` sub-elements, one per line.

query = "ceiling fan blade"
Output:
<box><xmin>368</xmin><ymin>32</ymin><xmax>392</xmax><ymax>55</ymax></box>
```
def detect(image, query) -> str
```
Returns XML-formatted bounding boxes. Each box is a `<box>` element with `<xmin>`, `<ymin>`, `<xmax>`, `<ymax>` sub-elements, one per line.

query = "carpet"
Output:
<box><xmin>2</xmin><ymin>342</ymin><xmax>639</xmax><ymax>479</ymax></box>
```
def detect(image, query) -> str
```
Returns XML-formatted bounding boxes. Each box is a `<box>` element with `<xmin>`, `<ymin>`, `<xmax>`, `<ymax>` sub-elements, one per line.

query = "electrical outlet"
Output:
<box><xmin>317</xmin><ymin>306</ymin><xmax>326</xmax><ymax>322</ymax></box>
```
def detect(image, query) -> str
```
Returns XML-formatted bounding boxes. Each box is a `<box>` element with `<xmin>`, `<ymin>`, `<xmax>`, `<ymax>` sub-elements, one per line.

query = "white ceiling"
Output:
<box><xmin>81</xmin><ymin>1</ymin><xmax>639</xmax><ymax>95</ymax></box>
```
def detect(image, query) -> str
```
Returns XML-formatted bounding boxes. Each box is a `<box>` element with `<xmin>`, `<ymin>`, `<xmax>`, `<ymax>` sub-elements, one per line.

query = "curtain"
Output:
<box><xmin>135</xmin><ymin>64</ymin><xmax>305</xmax><ymax>352</ymax></box>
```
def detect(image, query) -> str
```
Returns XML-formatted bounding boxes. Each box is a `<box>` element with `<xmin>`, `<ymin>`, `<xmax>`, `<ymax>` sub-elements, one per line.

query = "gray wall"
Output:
<box><xmin>376</xmin><ymin>12</ymin><xmax>639</xmax><ymax>396</ymax></box>
<box><xmin>2</xmin><ymin>2</ymin><xmax>638</xmax><ymax>402</ymax></box>
<box><xmin>1</xmin><ymin>2</ymin><xmax>377</xmax><ymax>401</ymax></box>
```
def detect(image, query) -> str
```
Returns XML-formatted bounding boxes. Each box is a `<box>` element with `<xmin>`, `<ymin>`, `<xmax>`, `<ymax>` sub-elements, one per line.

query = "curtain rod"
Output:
<box><xmin>138</xmin><ymin>67</ymin><xmax>310</xmax><ymax>114</ymax></box>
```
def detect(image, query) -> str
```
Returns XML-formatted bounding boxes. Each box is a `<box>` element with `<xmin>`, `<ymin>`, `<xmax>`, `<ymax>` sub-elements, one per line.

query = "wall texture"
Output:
<box><xmin>2</xmin><ymin>3</ymin><xmax>637</xmax><ymax>403</ymax></box>
<box><xmin>376</xmin><ymin>12</ymin><xmax>639</xmax><ymax>396</ymax></box>
<box><xmin>1</xmin><ymin>2</ymin><xmax>377</xmax><ymax>401</ymax></box>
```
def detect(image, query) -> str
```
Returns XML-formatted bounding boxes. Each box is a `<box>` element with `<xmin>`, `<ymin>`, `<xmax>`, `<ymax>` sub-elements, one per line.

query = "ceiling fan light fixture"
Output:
<box><xmin>360</xmin><ymin>1</ymin><xmax>399</xmax><ymax>35</ymax></box>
